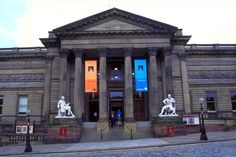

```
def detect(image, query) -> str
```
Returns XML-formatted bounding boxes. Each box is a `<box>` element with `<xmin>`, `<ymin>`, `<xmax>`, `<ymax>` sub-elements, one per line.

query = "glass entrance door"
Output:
<box><xmin>109</xmin><ymin>90</ymin><xmax>124</xmax><ymax>122</ymax></box>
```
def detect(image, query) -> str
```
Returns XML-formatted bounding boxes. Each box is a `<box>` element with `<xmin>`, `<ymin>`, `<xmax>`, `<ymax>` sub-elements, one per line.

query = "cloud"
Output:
<box><xmin>7</xmin><ymin>0</ymin><xmax>236</xmax><ymax>47</ymax></box>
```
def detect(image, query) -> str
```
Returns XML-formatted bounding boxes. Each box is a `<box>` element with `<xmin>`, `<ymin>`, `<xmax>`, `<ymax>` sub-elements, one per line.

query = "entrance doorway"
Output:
<box><xmin>89</xmin><ymin>101</ymin><xmax>99</xmax><ymax>122</ymax></box>
<box><xmin>110</xmin><ymin>102</ymin><xmax>124</xmax><ymax>122</ymax></box>
<box><xmin>109</xmin><ymin>90</ymin><xmax>124</xmax><ymax>122</ymax></box>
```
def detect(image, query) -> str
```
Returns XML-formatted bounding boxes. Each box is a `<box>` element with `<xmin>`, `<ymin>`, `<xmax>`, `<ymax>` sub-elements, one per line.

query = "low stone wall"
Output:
<box><xmin>152</xmin><ymin>117</ymin><xmax>187</xmax><ymax>137</ymax></box>
<box><xmin>43</xmin><ymin>118</ymin><xmax>81</xmax><ymax>144</ymax></box>
<box><xmin>44</xmin><ymin>125</ymin><xmax>81</xmax><ymax>144</ymax></box>
<box><xmin>185</xmin><ymin>120</ymin><xmax>235</xmax><ymax>133</ymax></box>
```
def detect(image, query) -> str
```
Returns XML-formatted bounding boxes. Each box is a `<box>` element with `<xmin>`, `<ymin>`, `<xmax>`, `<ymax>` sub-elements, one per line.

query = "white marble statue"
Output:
<box><xmin>159</xmin><ymin>94</ymin><xmax>177</xmax><ymax>116</ymax></box>
<box><xmin>55</xmin><ymin>96</ymin><xmax>75</xmax><ymax>118</ymax></box>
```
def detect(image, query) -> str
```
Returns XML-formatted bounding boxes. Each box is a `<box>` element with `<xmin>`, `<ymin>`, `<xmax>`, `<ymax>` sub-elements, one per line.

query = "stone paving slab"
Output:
<box><xmin>0</xmin><ymin>131</ymin><xmax>236</xmax><ymax>156</ymax></box>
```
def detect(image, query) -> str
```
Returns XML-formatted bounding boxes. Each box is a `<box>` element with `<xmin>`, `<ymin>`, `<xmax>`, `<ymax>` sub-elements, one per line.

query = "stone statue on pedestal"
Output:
<box><xmin>159</xmin><ymin>94</ymin><xmax>177</xmax><ymax>116</ymax></box>
<box><xmin>55</xmin><ymin>96</ymin><xmax>75</xmax><ymax>118</ymax></box>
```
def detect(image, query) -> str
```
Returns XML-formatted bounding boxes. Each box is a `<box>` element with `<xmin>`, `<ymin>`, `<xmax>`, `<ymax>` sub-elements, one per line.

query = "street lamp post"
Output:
<box><xmin>199</xmin><ymin>98</ymin><xmax>208</xmax><ymax>141</ymax></box>
<box><xmin>24</xmin><ymin>109</ymin><xmax>32</xmax><ymax>152</ymax></box>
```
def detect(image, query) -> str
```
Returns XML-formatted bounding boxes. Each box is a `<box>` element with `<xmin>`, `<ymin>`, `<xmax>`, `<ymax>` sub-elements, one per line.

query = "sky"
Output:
<box><xmin>0</xmin><ymin>0</ymin><xmax>236</xmax><ymax>48</ymax></box>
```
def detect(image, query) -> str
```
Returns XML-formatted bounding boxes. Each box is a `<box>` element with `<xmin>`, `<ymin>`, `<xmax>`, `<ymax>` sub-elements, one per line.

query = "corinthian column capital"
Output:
<box><xmin>72</xmin><ymin>48</ymin><xmax>84</xmax><ymax>58</ymax></box>
<box><xmin>147</xmin><ymin>47</ymin><xmax>158</xmax><ymax>56</ymax></box>
<box><xmin>124</xmin><ymin>47</ymin><xmax>134</xmax><ymax>57</ymax></box>
<box><xmin>60</xmin><ymin>49</ymin><xmax>70</xmax><ymax>58</ymax></box>
<box><xmin>45</xmin><ymin>55</ymin><xmax>54</xmax><ymax>64</ymax></box>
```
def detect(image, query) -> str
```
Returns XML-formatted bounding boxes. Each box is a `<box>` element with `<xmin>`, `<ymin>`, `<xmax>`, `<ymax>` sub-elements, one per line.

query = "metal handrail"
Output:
<box><xmin>124</xmin><ymin>125</ymin><xmax>133</xmax><ymax>140</ymax></box>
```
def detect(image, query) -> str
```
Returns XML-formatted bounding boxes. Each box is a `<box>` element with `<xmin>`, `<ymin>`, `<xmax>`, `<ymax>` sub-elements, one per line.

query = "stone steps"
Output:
<box><xmin>80</xmin><ymin>122</ymin><xmax>153</xmax><ymax>142</ymax></box>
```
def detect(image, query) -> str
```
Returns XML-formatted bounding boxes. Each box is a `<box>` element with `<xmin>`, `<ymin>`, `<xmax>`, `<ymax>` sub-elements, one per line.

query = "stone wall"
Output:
<box><xmin>186</xmin><ymin>46</ymin><xmax>236</xmax><ymax>113</ymax></box>
<box><xmin>0</xmin><ymin>48</ymin><xmax>46</xmax><ymax>124</ymax></box>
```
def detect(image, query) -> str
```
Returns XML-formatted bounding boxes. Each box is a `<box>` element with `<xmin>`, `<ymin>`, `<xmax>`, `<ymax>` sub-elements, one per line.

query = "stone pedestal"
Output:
<box><xmin>97</xmin><ymin>121</ymin><xmax>109</xmax><ymax>132</ymax></box>
<box><xmin>152</xmin><ymin>117</ymin><xmax>187</xmax><ymax>137</ymax></box>
<box><xmin>124</xmin><ymin>122</ymin><xmax>136</xmax><ymax>132</ymax></box>
<box><xmin>44</xmin><ymin>118</ymin><xmax>81</xmax><ymax>144</ymax></box>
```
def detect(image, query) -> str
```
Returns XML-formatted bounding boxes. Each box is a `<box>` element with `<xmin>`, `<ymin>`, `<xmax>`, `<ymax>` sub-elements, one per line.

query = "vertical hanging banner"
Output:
<box><xmin>85</xmin><ymin>60</ymin><xmax>97</xmax><ymax>93</ymax></box>
<box><xmin>134</xmin><ymin>59</ymin><xmax>148</xmax><ymax>92</ymax></box>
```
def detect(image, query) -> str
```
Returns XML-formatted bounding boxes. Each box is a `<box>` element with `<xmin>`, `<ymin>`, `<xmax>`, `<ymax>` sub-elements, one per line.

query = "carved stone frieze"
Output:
<box><xmin>0</xmin><ymin>74</ymin><xmax>45</xmax><ymax>82</ymax></box>
<box><xmin>188</xmin><ymin>71</ymin><xmax>236</xmax><ymax>79</ymax></box>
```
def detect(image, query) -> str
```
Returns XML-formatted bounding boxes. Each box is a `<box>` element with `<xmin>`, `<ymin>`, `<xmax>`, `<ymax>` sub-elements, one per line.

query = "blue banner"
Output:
<box><xmin>134</xmin><ymin>60</ymin><xmax>148</xmax><ymax>92</ymax></box>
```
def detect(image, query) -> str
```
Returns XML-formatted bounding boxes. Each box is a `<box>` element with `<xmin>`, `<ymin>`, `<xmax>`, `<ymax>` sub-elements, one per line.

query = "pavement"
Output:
<box><xmin>0</xmin><ymin>131</ymin><xmax>236</xmax><ymax>156</ymax></box>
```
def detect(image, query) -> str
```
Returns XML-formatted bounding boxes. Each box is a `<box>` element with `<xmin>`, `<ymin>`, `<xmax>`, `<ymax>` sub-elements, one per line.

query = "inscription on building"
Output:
<box><xmin>0</xmin><ymin>74</ymin><xmax>45</xmax><ymax>82</ymax></box>
<box><xmin>188</xmin><ymin>71</ymin><xmax>236</xmax><ymax>79</ymax></box>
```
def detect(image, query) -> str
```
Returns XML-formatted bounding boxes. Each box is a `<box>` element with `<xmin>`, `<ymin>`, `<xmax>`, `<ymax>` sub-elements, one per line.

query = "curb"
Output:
<box><xmin>1</xmin><ymin>138</ymin><xmax>236</xmax><ymax>156</ymax></box>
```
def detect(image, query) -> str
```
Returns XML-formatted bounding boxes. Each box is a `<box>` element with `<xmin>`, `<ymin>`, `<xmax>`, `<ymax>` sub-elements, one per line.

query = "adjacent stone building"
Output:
<box><xmin>0</xmin><ymin>8</ymin><xmax>236</xmax><ymax>140</ymax></box>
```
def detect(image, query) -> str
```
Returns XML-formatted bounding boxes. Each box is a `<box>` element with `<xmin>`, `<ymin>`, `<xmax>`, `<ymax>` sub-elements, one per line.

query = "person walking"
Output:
<box><xmin>116</xmin><ymin>110</ymin><xmax>122</xmax><ymax>126</ymax></box>
<box><xmin>110</xmin><ymin>111</ymin><xmax>115</xmax><ymax>128</ymax></box>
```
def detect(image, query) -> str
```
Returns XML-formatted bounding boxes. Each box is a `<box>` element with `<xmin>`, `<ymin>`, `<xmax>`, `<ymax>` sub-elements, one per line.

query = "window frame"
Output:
<box><xmin>109</xmin><ymin>90</ymin><xmax>124</xmax><ymax>101</ymax></box>
<box><xmin>205</xmin><ymin>91</ymin><xmax>217</xmax><ymax>112</ymax></box>
<box><xmin>18</xmin><ymin>95</ymin><xmax>28</xmax><ymax>115</ymax></box>
<box><xmin>231</xmin><ymin>91</ymin><xmax>236</xmax><ymax>112</ymax></box>
<box><xmin>0</xmin><ymin>96</ymin><xmax>3</xmax><ymax>115</ymax></box>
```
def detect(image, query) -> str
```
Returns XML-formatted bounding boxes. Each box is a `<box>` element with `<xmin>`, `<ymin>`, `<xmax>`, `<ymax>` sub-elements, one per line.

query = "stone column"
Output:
<box><xmin>164</xmin><ymin>47</ymin><xmax>174</xmax><ymax>96</ymax></box>
<box><xmin>179</xmin><ymin>53</ymin><xmax>191</xmax><ymax>113</ymax></box>
<box><xmin>59</xmin><ymin>49</ymin><xmax>69</xmax><ymax>99</ymax></box>
<box><xmin>42</xmin><ymin>55</ymin><xmax>54</xmax><ymax>120</ymax></box>
<box><xmin>97</xmin><ymin>49</ymin><xmax>108</xmax><ymax>131</ymax></box>
<box><xmin>73</xmin><ymin>49</ymin><xmax>84</xmax><ymax>120</ymax></box>
<box><xmin>124</xmin><ymin>48</ymin><xmax>136</xmax><ymax>131</ymax></box>
<box><xmin>124</xmin><ymin>48</ymin><xmax>134</xmax><ymax>122</ymax></box>
<box><xmin>161</xmin><ymin>60</ymin><xmax>167</xmax><ymax>98</ymax></box>
<box><xmin>148</xmin><ymin>48</ymin><xmax>160</xmax><ymax>117</ymax></box>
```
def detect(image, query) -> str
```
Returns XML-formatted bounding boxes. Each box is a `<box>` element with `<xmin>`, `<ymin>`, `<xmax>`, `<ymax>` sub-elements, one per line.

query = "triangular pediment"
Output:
<box><xmin>53</xmin><ymin>8</ymin><xmax>178</xmax><ymax>35</ymax></box>
<box><xmin>85</xmin><ymin>19</ymin><xmax>146</xmax><ymax>31</ymax></box>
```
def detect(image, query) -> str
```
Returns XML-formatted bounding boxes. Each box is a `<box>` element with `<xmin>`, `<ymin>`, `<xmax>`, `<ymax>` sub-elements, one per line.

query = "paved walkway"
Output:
<box><xmin>0</xmin><ymin>131</ymin><xmax>236</xmax><ymax>156</ymax></box>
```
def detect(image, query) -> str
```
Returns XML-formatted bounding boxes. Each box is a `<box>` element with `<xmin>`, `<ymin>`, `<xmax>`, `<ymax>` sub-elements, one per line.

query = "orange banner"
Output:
<box><xmin>85</xmin><ymin>60</ymin><xmax>97</xmax><ymax>93</ymax></box>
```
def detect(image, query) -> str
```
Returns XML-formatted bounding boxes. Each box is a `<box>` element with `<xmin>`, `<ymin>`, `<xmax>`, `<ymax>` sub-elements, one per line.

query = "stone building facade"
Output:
<box><xmin>0</xmin><ymin>8</ymin><xmax>236</xmax><ymax>135</ymax></box>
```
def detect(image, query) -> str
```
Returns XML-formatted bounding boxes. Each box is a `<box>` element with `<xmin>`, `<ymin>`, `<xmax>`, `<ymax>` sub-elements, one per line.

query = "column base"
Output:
<box><xmin>124</xmin><ymin>122</ymin><xmax>136</xmax><ymax>132</ymax></box>
<box><xmin>125</xmin><ymin>117</ymin><xmax>135</xmax><ymax>123</ymax></box>
<box><xmin>97</xmin><ymin>121</ymin><xmax>109</xmax><ymax>132</ymax></box>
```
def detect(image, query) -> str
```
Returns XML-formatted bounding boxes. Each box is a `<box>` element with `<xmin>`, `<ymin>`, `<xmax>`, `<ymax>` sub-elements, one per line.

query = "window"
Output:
<box><xmin>0</xmin><ymin>96</ymin><xmax>3</xmax><ymax>115</ymax></box>
<box><xmin>110</xmin><ymin>64</ymin><xmax>122</xmax><ymax>80</ymax></box>
<box><xmin>231</xmin><ymin>91</ymin><xmax>236</xmax><ymax>111</ymax></box>
<box><xmin>206</xmin><ymin>92</ymin><xmax>216</xmax><ymax>111</ymax></box>
<box><xmin>18</xmin><ymin>96</ymin><xmax>28</xmax><ymax>114</ymax></box>
<box><xmin>110</xmin><ymin>91</ymin><xmax>123</xmax><ymax>101</ymax></box>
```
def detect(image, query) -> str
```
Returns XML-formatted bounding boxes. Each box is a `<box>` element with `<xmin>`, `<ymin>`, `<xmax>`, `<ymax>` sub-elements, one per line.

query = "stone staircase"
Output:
<box><xmin>80</xmin><ymin>121</ymin><xmax>153</xmax><ymax>142</ymax></box>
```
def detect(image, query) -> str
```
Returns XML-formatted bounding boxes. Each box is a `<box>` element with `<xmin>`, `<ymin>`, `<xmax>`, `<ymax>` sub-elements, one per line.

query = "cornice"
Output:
<box><xmin>40</xmin><ymin>38</ymin><xmax>60</xmax><ymax>48</ymax></box>
<box><xmin>53</xmin><ymin>8</ymin><xmax>177</xmax><ymax>34</ymax></box>
<box><xmin>0</xmin><ymin>47</ymin><xmax>46</xmax><ymax>60</ymax></box>
<box><xmin>55</xmin><ymin>30</ymin><xmax>171</xmax><ymax>39</ymax></box>
<box><xmin>185</xmin><ymin>44</ymin><xmax>236</xmax><ymax>55</ymax></box>
<box><xmin>171</xmin><ymin>35</ymin><xmax>191</xmax><ymax>45</ymax></box>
